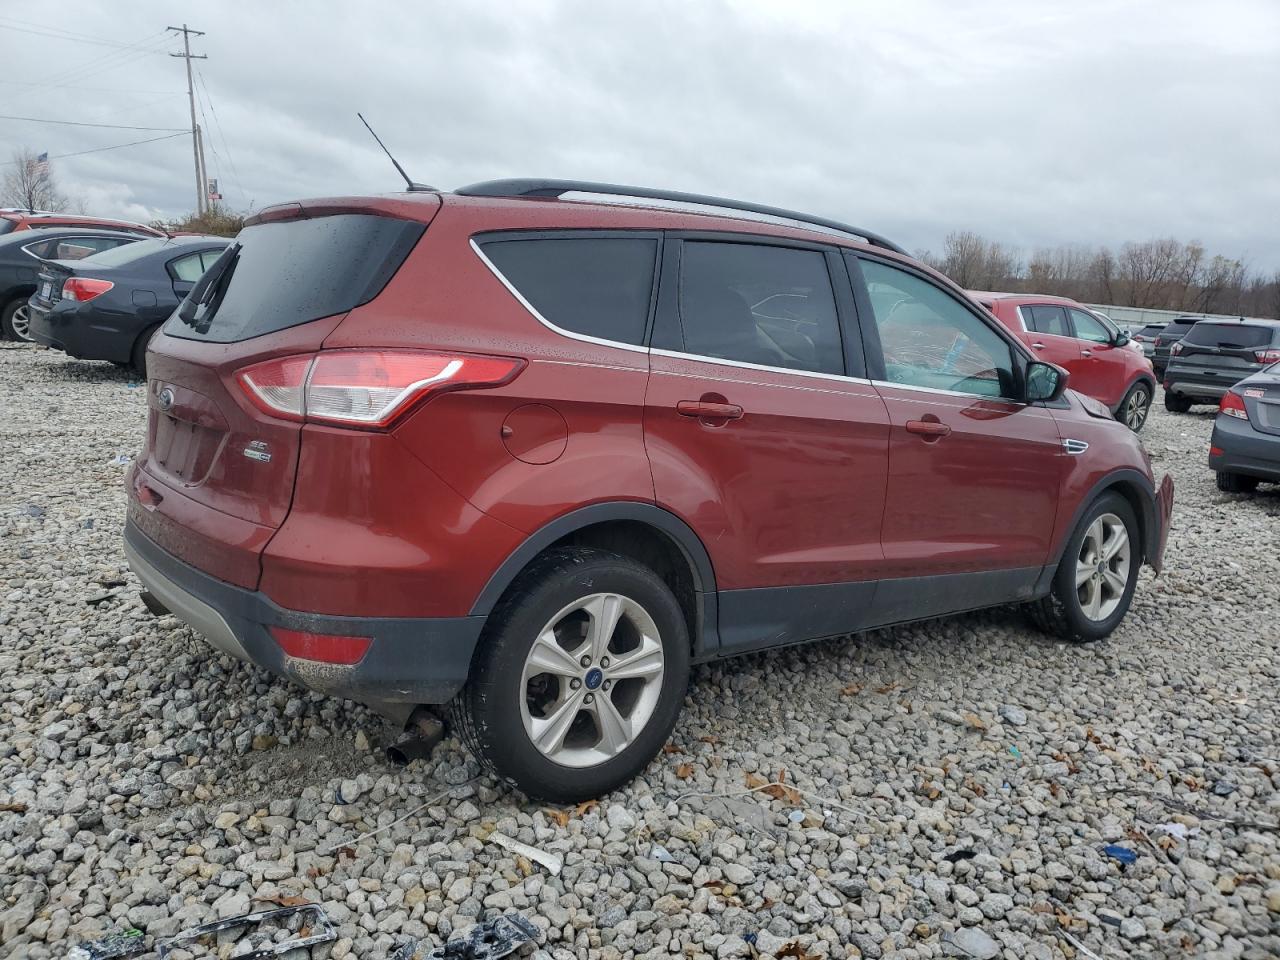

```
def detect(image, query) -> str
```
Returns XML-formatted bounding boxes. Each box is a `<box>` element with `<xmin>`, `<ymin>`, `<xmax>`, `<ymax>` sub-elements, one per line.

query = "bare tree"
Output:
<box><xmin>1</xmin><ymin>148</ymin><xmax>69</xmax><ymax>212</ymax></box>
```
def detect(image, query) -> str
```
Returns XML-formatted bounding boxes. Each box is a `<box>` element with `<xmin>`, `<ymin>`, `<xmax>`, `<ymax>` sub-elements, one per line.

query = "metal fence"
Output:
<box><xmin>1086</xmin><ymin>303</ymin><xmax>1255</xmax><ymax>332</ymax></box>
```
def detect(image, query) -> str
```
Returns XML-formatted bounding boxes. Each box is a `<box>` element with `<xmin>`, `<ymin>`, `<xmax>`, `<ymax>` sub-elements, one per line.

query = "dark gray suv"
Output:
<box><xmin>1163</xmin><ymin>319</ymin><xmax>1280</xmax><ymax>412</ymax></box>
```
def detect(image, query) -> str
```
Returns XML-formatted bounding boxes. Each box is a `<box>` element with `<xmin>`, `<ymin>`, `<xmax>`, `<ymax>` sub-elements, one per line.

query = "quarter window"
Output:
<box><xmin>480</xmin><ymin>236</ymin><xmax>657</xmax><ymax>346</ymax></box>
<box><xmin>170</xmin><ymin>252</ymin><xmax>208</xmax><ymax>282</ymax></box>
<box><xmin>1024</xmin><ymin>304</ymin><xmax>1071</xmax><ymax>337</ymax></box>
<box><xmin>678</xmin><ymin>241</ymin><xmax>843</xmax><ymax>374</ymax></box>
<box><xmin>859</xmin><ymin>259</ymin><xmax>1015</xmax><ymax>399</ymax></box>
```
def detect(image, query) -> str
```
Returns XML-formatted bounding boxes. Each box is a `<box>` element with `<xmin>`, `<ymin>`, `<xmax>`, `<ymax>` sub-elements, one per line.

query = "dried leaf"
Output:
<box><xmin>574</xmin><ymin>800</ymin><xmax>598</xmax><ymax>817</ymax></box>
<box><xmin>1031</xmin><ymin>902</ymin><xmax>1054</xmax><ymax>914</ymax></box>
<box><xmin>675</xmin><ymin>763</ymin><xmax>694</xmax><ymax>780</ymax></box>
<box><xmin>543</xmin><ymin>808</ymin><xmax>570</xmax><ymax>828</ymax></box>
<box><xmin>336</xmin><ymin>846</ymin><xmax>356</xmax><ymax>861</ymax></box>
<box><xmin>698</xmin><ymin>734</ymin><xmax>721</xmax><ymax>745</ymax></box>
<box><xmin>745</xmin><ymin>772</ymin><xmax>769</xmax><ymax>789</ymax></box>
<box><xmin>963</xmin><ymin>712</ymin><xmax>987</xmax><ymax>731</ymax></box>
<box><xmin>254</xmin><ymin>893</ymin><xmax>311</xmax><ymax>908</ymax></box>
<box><xmin>516</xmin><ymin>855</ymin><xmax>534</xmax><ymax>877</ymax></box>
<box><xmin>777</xmin><ymin>942</ymin><xmax>822</xmax><ymax>960</ymax></box>
<box><xmin>963</xmin><ymin>775</ymin><xmax>986</xmax><ymax>798</ymax></box>
<box><xmin>306</xmin><ymin>866</ymin><xmax>321</xmax><ymax>879</ymax></box>
<box><xmin>0</xmin><ymin>802</ymin><xmax>28</xmax><ymax>813</ymax></box>
<box><xmin>1156</xmin><ymin>835</ymin><xmax>1177</xmax><ymax>851</ymax></box>
<box><xmin>761</xmin><ymin>782</ymin><xmax>803</xmax><ymax>805</ymax></box>
<box><xmin>1048</xmin><ymin>781</ymin><xmax>1061</xmax><ymax>798</ymax></box>
<box><xmin>760</xmin><ymin>897</ymin><xmax>777</xmax><ymax>910</ymax></box>
<box><xmin>661</xmin><ymin>743</ymin><xmax>681</xmax><ymax>755</ymax></box>
<box><xmin>874</xmin><ymin>682</ymin><xmax>897</xmax><ymax>694</ymax></box>
<box><xmin>840</xmin><ymin>683</ymin><xmax>863</xmax><ymax>696</ymax></box>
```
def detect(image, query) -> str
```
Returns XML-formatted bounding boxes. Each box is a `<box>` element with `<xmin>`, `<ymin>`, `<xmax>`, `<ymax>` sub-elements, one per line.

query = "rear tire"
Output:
<box><xmin>1216</xmin><ymin>471</ymin><xmax>1259</xmax><ymax>494</ymax></box>
<box><xmin>2</xmin><ymin>298</ymin><xmax>33</xmax><ymax>342</ymax></box>
<box><xmin>1029</xmin><ymin>492</ymin><xmax>1140</xmax><ymax>643</ymax></box>
<box><xmin>1119</xmin><ymin>382</ymin><xmax>1152</xmax><ymax>431</ymax></box>
<box><xmin>453</xmin><ymin>547</ymin><xmax>690</xmax><ymax>802</ymax></box>
<box><xmin>131</xmin><ymin>324</ymin><xmax>160</xmax><ymax>378</ymax></box>
<box><xmin>1163</xmin><ymin>392</ymin><xmax>1192</xmax><ymax>413</ymax></box>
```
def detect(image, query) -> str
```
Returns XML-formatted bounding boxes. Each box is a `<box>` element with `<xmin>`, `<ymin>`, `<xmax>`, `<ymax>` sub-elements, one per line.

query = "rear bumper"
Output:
<box><xmin>1164</xmin><ymin>364</ymin><xmax>1258</xmax><ymax>399</ymax></box>
<box><xmin>124</xmin><ymin>518</ymin><xmax>485</xmax><ymax>712</ymax></box>
<box><xmin>25</xmin><ymin>302</ymin><xmax>64</xmax><ymax>352</ymax></box>
<box><xmin>26</xmin><ymin>300</ymin><xmax>132</xmax><ymax>363</ymax></box>
<box><xmin>1209</xmin><ymin>416</ymin><xmax>1280</xmax><ymax>482</ymax></box>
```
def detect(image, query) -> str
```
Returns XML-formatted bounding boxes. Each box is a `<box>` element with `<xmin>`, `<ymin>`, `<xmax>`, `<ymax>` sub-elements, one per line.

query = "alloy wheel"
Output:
<box><xmin>519</xmin><ymin>592</ymin><xmax>665</xmax><ymax>768</ymax></box>
<box><xmin>1075</xmin><ymin>512</ymin><xmax>1131</xmax><ymax>621</ymax></box>
<box><xmin>1124</xmin><ymin>387</ymin><xmax>1150</xmax><ymax>430</ymax></box>
<box><xmin>9</xmin><ymin>304</ymin><xmax>32</xmax><ymax>341</ymax></box>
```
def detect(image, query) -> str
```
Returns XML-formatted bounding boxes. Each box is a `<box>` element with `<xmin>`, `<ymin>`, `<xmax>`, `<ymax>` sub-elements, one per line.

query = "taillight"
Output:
<box><xmin>270</xmin><ymin>626</ymin><xmax>371</xmax><ymax>665</ymax></box>
<box><xmin>1254</xmin><ymin>348</ymin><xmax>1280</xmax><ymax>363</ymax></box>
<box><xmin>1170</xmin><ymin>342</ymin><xmax>1184</xmax><ymax>356</ymax></box>
<box><xmin>1219</xmin><ymin>391</ymin><xmax>1249</xmax><ymax>421</ymax></box>
<box><xmin>62</xmin><ymin>278</ymin><xmax>114</xmax><ymax>302</ymax></box>
<box><xmin>235</xmin><ymin>350</ymin><xmax>524</xmax><ymax>428</ymax></box>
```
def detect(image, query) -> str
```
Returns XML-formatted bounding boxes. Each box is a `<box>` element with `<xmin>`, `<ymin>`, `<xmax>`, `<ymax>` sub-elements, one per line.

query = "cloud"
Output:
<box><xmin>1</xmin><ymin>0</ymin><xmax>1277</xmax><ymax>266</ymax></box>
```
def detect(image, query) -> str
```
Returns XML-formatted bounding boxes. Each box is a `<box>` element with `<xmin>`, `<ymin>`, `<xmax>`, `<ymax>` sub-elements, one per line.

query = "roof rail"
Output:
<box><xmin>453</xmin><ymin>178</ymin><xmax>907</xmax><ymax>255</ymax></box>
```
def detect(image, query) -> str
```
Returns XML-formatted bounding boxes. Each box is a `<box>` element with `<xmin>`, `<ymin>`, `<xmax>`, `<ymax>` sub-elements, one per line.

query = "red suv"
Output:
<box><xmin>0</xmin><ymin>210</ymin><xmax>164</xmax><ymax>238</ymax></box>
<box><xmin>124</xmin><ymin>181</ymin><xmax>1173</xmax><ymax>800</ymax></box>
<box><xmin>971</xmin><ymin>292</ymin><xmax>1157</xmax><ymax>432</ymax></box>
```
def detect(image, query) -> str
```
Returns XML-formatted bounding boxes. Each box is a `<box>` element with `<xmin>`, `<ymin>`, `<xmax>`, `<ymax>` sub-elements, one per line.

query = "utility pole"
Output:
<box><xmin>168</xmin><ymin>24</ymin><xmax>207</xmax><ymax>216</ymax></box>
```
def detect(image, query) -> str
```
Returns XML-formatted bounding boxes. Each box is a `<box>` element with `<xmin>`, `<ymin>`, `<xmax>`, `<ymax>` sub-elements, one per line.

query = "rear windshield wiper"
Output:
<box><xmin>176</xmin><ymin>241</ymin><xmax>241</xmax><ymax>330</ymax></box>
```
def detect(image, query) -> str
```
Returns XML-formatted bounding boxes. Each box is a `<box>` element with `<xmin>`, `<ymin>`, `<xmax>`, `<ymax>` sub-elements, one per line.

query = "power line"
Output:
<box><xmin>0</xmin><ymin>113</ymin><xmax>187</xmax><ymax>133</ymax></box>
<box><xmin>0</xmin><ymin>15</ymin><xmax>154</xmax><ymax>47</ymax></box>
<box><xmin>0</xmin><ymin>19</ymin><xmax>170</xmax><ymax>51</ymax></box>
<box><xmin>196</xmin><ymin>66</ymin><xmax>247</xmax><ymax>207</ymax></box>
<box><xmin>0</xmin><ymin>132</ymin><xmax>188</xmax><ymax>166</ymax></box>
<box><xmin>24</xmin><ymin>30</ymin><xmax>171</xmax><ymax>94</ymax></box>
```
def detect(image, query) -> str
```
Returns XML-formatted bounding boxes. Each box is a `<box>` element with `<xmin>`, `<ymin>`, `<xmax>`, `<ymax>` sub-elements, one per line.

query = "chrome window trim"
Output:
<box><xmin>469</xmin><ymin>237</ymin><xmax>650</xmax><ymax>355</ymax></box>
<box><xmin>649</xmin><ymin>348</ymin><xmax>871</xmax><ymax>386</ymax></box>
<box><xmin>869</xmin><ymin>377</ymin><xmax>1026</xmax><ymax>405</ymax></box>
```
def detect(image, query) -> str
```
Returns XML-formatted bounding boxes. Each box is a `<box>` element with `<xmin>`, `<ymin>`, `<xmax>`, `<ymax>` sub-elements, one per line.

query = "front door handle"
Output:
<box><xmin>1031</xmin><ymin>342</ymin><xmax>1046</xmax><ymax>350</ymax></box>
<box><xmin>905</xmin><ymin>419</ymin><xmax>952</xmax><ymax>440</ymax></box>
<box><xmin>677</xmin><ymin>400</ymin><xmax>744</xmax><ymax>421</ymax></box>
<box><xmin>1081</xmin><ymin>348</ymin><xmax>1093</xmax><ymax>356</ymax></box>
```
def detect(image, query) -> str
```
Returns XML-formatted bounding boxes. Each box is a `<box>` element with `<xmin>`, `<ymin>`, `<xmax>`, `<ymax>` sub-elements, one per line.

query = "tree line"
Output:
<box><xmin>917</xmin><ymin>231</ymin><xmax>1279</xmax><ymax>319</ymax></box>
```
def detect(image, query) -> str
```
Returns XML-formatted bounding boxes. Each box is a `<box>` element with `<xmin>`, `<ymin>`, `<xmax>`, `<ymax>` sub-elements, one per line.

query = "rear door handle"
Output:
<box><xmin>677</xmin><ymin>400</ymin><xmax>744</xmax><ymax>421</ymax></box>
<box><xmin>905</xmin><ymin>419</ymin><xmax>952</xmax><ymax>440</ymax></box>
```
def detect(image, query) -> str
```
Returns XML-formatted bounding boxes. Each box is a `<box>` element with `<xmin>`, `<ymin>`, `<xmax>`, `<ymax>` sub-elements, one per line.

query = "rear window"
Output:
<box><xmin>166</xmin><ymin>214</ymin><xmax>424</xmax><ymax>343</ymax></box>
<box><xmin>71</xmin><ymin>237</ymin><xmax>166</xmax><ymax>267</ymax></box>
<box><xmin>478</xmin><ymin>236</ymin><xmax>658</xmax><ymax>346</ymax></box>
<box><xmin>1182</xmin><ymin>323</ymin><xmax>1275</xmax><ymax>349</ymax></box>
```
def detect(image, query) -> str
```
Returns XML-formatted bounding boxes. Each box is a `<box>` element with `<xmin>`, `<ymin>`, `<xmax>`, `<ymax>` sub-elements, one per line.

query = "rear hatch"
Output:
<box><xmin>130</xmin><ymin>201</ymin><xmax>434</xmax><ymax>588</ymax></box>
<box><xmin>1154</xmin><ymin>321</ymin><xmax>1194</xmax><ymax>360</ymax></box>
<box><xmin>1237</xmin><ymin>367</ymin><xmax>1280</xmax><ymax>437</ymax></box>
<box><xmin>1171</xmin><ymin>322</ymin><xmax>1277</xmax><ymax>384</ymax></box>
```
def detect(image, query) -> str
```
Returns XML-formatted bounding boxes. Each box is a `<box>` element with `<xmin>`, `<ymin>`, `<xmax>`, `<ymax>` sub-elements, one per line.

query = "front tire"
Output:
<box><xmin>1164</xmin><ymin>391</ymin><xmax>1192</xmax><ymax>413</ymax></box>
<box><xmin>453</xmin><ymin>547</ymin><xmax>690</xmax><ymax>802</ymax></box>
<box><xmin>1216</xmin><ymin>471</ymin><xmax>1258</xmax><ymax>494</ymax></box>
<box><xmin>1119</xmin><ymin>382</ymin><xmax>1152</xmax><ymax>431</ymax></box>
<box><xmin>1030</xmin><ymin>492</ymin><xmax>1140</xmax><ymax>643</ymax></box>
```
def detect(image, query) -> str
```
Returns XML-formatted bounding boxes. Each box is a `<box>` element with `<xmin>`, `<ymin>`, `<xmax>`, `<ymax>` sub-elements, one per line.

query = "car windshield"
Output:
<box><xmin>1181</xmin><ymin>323</ymin><xmax>1273</xmax><ymax>349</ymax></box>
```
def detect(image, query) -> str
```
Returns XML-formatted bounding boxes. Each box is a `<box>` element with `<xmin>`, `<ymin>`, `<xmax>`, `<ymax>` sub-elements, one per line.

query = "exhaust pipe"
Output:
<box><xmin>139</xmin><ymin>590</ymin><xmax>171</xmax><ymax>617</ymax></box>
<box><xmin>385</xmin><ymin>708</ymin><xmax>446</xmax><ymax>766</ymax></box>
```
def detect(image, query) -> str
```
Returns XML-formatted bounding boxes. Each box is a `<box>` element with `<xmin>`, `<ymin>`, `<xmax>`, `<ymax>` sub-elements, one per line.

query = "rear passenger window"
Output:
<box><xmin>1025</xmin><ymin>305</ymin><xmax>1070</xmax><ymax>337</ymax></box>
<box><xmin>678</xmin><ymin>241</ymin><xmax>843</xmax><ymax>374</ymax></box>
<box><xmin>170</xmin><ymin>253</ymin><xmax>206</xmax><ymax>282</ymax></box>
<box><xmin>480</xmin><ymin>237</ymin><xmax>657</xmax><ymax>346</ymax></box>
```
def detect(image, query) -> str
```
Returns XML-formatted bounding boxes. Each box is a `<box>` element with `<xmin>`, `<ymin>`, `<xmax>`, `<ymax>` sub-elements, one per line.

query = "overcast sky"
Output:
<box><xmin>2</xmin><ymin>1</ymin><xmax>1278</xmax><ymax>267</ymax></box>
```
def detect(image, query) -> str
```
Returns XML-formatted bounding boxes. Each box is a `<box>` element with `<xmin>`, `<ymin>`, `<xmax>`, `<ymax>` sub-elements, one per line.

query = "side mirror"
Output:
<box><xmin>1025</xmin><ymin>360</ymin><xmax>1069</xmax><ymax>403</ymax></box>
<box><xmin>1113</xmin><ymin>332</ymin><xmax>1130</xmax><ymax>347</ymax></box>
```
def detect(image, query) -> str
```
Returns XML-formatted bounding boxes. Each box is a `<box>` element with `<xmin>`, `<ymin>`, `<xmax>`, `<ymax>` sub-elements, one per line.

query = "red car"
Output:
<box><xmin>124</xmin><ymin>180</ymin><xmax>1173</xmax><ymax>800</ymax></box>
<box><xmin>970</xmin><ymin>292</ymin><xmax>1157</xmax><ymax>432</ymax></box>
<box><xmin>0</xmin><ymin>210</ymin><xmax>164</xmax><ymax>238</ymax></box>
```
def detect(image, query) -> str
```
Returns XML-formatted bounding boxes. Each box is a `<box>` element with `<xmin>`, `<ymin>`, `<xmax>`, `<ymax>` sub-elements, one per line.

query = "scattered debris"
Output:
<box><xmin>66</xmin><ymin>928</ymin><xmax>145</xmax><ymax>960</ymax></box>
<box><xmin>649</xmin><ymin>844</ymin><xmax>677</xmax><ymax>863</ymax></box>
<box><xmin>788</xmin><ymin>809</ymin><xmax>805</xmax><ymax>824</ymax></box>
<box><xmin>391</xmin><ymin>914</ymin><xmax>539</xmax><ymax>960</ymax></box>
<box><xmin>23</xmin><ymin>504</ymin><xmax>46</xmax><ymax>518</ymax></box>
<box><xmin>1157</xmin><ymin>821</ymin><xmax>1193</xmax><ymax>840</ymax></box>
<box><xmin>489</xmin><ymin>831</ymin><xmax>563</xmax><ymax>876</ymax></box>
<box><xmin>1007</xmin><ymin>745</ymin><xmax>1023</xmax><ymax>760</ymax></box>
<box><xmin>109</xmin><ymin>453</ymin><xmax>133</xmax><ymax>466</ymax></box>
<box><xmin>68</xmin><ymin>904</ymin><xmax>333</xmax><ymax>960</ymax></box>
<box><xmin>943</xmin><ymin>848</ymin><xmax>977</xmax><ymax>863</ymax></box>
<box><xmin>1102</xmin><ymin>844</ymin><xmax>1137</xmax><ymax>865</ymax></box>
<box><xmin>96</xmin><ymin>577</ymin><xmax>127</xmax><ymax>588</ymax></box>
<box><xmin>1212</xmin><ymin>778</ymin><xmax>1237</xmax><ymax>796</ymax></box>
<box><xmin>942</xmin><ymin>926</ymin><xmax>1000</xmax><ymax>959</ymax></box>
<box><xmin>86</xmin><ymin>593</ymin><xmax>117</xmax><ymax>606</ymax></box>
<box><xmin>1058</xmin><ymin>929</ymin><xmax>1105</xmax><ymax>960</ymax></box>
<box><xmin>0</xmin><ymin>801</ymin><xmax>28</xmax><ymax>813</ymax></box>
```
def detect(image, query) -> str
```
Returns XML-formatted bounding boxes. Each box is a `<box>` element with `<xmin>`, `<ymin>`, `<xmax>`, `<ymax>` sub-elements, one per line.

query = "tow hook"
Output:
<box><xmin>386</xmin><ymin>707</ymin><xmax>446</xmax><ymax>766</ymax></box>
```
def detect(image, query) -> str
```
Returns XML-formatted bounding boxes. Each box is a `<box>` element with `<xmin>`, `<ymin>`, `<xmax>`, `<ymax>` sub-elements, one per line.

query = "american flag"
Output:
<box><xmin>35</xmin><ymin>152</ymin><xmax>49</xmax><ymax>174</ymax></box>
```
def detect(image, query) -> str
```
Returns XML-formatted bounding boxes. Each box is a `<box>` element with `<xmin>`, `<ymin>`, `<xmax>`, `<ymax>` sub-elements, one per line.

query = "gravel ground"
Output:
<box><xmin>1</xmin><ymin>343</ymin><xmax>1278</xmax><ymax>960</ymax></box>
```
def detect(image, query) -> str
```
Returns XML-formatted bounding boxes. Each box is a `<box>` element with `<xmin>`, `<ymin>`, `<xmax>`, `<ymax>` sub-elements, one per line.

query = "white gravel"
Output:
<box><xmin>1</xmin><ymin>343</ymin><xmax>1278</xmax><ymax>959</ymax></box>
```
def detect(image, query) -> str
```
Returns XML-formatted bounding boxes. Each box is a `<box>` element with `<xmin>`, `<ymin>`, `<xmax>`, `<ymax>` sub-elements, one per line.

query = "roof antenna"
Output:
<box><xmin>357</xmin><ymin>113</ymin><xmax>435</xmax><ymax>192</ymax></box>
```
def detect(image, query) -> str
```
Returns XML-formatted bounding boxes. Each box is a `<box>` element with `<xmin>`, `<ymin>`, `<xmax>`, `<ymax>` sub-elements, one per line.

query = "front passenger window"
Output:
<box><xmin>1069</xmin><ymin>309</ymin><xmax>1112</xmax><ymax>344</ymax></box>
<box><xmin>860</xmin><ymin>259</ymin><xmax>1015</xmax><ymax>399</ymax></box>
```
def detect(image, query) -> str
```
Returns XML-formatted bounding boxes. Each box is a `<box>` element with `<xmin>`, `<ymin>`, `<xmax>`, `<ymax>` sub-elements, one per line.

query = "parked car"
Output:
<box><xmin>0</xmin><ymin>227</ymin><xmax>147</xmax><ymax>340</ymax></box>
<box><xmin>1151</xmin><ymin>316</ymin><xmax>1204</xmax><ymax>378</ymax></box>
<box><xmin>1209</xmin><ymin>362</ymin><xmax>1280</xmax><ymax>492</ymax></box>
<box><xmin>123</xmin><ymin>180</ymin><xmax>1174</xmax><ymax>801</ymax></box>
<box><xmin>1127</xmin><ymin>322</ymin><xmax>1167</xmax><ymax>358</ymax></box>
<box><xmin>27</xmin><ymin>235</ymin><xmax>230</xmax><ymax>375</ymax></box>
<box><xmin>0</xmin><ymin>210</ymin><xmax>164</xmax><ymax>238</ymax></box>
<box><xmin>970</xmin><ymin>292</ymin><xmax>1157</xmax><ymax>431</ymax></box>
<box><xmin>1163</xmin><ymin>319</ymin><xmax>1280</xmax><ymax>412</ymax></box>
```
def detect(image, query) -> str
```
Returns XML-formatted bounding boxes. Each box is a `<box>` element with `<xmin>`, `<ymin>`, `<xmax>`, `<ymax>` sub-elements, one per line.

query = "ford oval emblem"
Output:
<box><xmin>157</xmin><ymin>387</ymin><xmax>175</xmax><ymax>412</ymax></box>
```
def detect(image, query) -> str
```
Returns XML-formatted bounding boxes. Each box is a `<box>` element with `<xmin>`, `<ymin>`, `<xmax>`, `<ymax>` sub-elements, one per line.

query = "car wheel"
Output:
<box><xmin>131</xmin><ymin>324</ymin><xmax>160</xmax><ymax>378</ymax></box>
<box><xmin>1216</xmin><ymin>471</ymin><xmax>1259</xmax><ymax>494</ymax></box>
<box><xmin>1120</xmin><ymin>382</ymin><xmax>1152</xmax><ymax>431</ymax></box>
<box><xmin>1163</xmin><ymin>391</ymin><xmax>1192</xmax><ymax>413</ymax></box>
<box><xmin>1</xmin><ymin>299</ymin><xmax>33</xmax><ymax>342</ymax></box>
<box><xmin>1029</xmin><ymin>492</ymin><xmax>1140</xmax><ymax>643</ymax></box>
<box><xmin>453</xmin><ymin>547</ymin><xmax>690</xmax><ymax>801</ymax></box>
